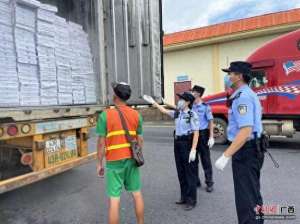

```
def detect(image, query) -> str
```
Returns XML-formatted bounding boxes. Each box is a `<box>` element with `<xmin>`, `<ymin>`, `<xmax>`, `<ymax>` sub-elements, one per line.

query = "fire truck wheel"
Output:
<box><xmin>213</xmin><ymin>117</ymin><xmax>228</xmax><ymax>145</ymax></box>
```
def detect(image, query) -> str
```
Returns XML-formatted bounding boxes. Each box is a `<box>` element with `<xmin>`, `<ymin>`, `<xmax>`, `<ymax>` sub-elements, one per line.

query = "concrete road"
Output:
<box><xmin>0</xmin><ymin>124</ymin><xmax>299</xmax><ymax>224</ymax></box>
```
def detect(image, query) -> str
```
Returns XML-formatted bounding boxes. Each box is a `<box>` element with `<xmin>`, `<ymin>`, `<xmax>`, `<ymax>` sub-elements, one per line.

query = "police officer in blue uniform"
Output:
<box><xmin>143</xmin><ymin>92</ymin><xmax>200</xmax><ymax>211</ymax></box>
<box><xmin>191</xmin><ymin>85</ymin><xmax>215</xmax><ymax>192</ymax></box>
<box><xmin>215</xmin><ymin>61</ymin><xmax>264</xmax><ymax>224</ymax></box>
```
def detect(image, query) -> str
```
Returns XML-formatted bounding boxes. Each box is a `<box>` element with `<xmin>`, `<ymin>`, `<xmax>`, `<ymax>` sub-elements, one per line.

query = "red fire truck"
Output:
<box><xmin>203</xmin><ymin>29</ymin><xmax>300</xmax><ymax>144</ymax></box>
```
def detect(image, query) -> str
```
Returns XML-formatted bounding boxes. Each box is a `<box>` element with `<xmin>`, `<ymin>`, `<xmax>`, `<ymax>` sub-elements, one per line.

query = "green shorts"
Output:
<box><xmin>105</xmin><ymin>159</ymin><xmax>141</xmax><ymax>198</ymax></box>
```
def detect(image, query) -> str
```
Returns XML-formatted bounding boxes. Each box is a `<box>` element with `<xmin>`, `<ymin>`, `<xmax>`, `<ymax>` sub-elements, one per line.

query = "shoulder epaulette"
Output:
<box><xmin>174</xmin><ymin>110</ymin><xmax>180</xmax><ymax>119</ymax></box>
<box><xmin>232</xmin><ymin>92</ymin><xmax>242</xmax><ymax>101</ymax></box>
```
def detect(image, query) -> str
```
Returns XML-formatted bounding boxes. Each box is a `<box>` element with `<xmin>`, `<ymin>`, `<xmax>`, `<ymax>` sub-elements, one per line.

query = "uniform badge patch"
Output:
<box><xmin>238</xmin><ymin>104</ymin><xmax>247</xmax><ymax>115</ymax></box>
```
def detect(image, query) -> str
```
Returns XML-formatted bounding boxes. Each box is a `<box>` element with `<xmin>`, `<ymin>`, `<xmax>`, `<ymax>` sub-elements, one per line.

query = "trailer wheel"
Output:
<box><xmin>0</xmin><ymin>148</ymin><xmax>31</xmax><ymax>181</ymax></box>
<box><xmin>213</xmin><ymin>118</ymin><xmax>228</xmax><ymax>145</ymax></box>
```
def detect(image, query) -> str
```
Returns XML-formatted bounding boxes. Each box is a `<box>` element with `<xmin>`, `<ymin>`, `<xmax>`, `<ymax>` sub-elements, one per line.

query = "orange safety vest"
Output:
<box><xmin>105</xmin><ymin>105</ymin><xmax>139</xmax><ymax>161</ymax></box>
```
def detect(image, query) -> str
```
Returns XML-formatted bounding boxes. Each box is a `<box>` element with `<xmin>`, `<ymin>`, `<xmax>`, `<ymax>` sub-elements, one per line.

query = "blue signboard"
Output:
<box><xmin>176</xmin><ymin>74</ymin><xmax>189</xmax><ymax>82</ymax></box>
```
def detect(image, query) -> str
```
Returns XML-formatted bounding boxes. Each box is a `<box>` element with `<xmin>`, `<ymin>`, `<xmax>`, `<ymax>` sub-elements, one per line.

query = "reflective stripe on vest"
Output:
<box><xmin>107</xmin><ymin>130</ymin><xmax>136</xmax><ymax>138</ymax></box>
<box><xmin>107</xmin><ymin>143</ymin><xmax>131</xmax><ymax>151</ymax></box>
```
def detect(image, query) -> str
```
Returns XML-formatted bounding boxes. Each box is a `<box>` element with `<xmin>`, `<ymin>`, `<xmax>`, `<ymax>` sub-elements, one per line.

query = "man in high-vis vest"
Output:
<box><xmin>96</xmin><ymin>82</ymin><xmax>144</xmax><ymax>224</ymax></box>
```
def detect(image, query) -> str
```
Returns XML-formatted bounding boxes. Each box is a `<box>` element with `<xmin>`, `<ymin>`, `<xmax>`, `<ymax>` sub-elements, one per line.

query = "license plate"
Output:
<box><xmin>45</xmin><ymin>131</ymin><xmax>78</xmax><ymax>167</ymax></box>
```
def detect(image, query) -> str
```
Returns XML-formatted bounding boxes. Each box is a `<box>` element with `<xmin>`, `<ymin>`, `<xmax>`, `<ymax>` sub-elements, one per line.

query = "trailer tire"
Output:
<box><xmin>213</xmin><ymin>117</ymin><xmax>228</xmax><ymax>145</ymax></box>
<box><xmin>0</xmin><ymin>148</ymin><xmax>30</xmax><ymax>181</ymax></box>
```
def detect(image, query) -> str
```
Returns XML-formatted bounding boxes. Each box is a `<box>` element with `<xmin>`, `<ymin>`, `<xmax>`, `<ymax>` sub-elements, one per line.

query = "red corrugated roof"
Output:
<box><xmin>164</xmin><ymin>8</ymin><xmax>300</xmax><ymax>46</ymax></box>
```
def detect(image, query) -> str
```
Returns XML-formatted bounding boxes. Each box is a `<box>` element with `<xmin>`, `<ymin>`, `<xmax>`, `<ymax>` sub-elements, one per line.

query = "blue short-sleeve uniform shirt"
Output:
<box><xmin>227</xmin><ymin>85</ymin><xmax>263</xmax><ymax>141</ymax></box>
<box><xmin>168</xmin><ymin>110</ymin><xmax>200</xmax><ymax>136</ymax></box>
<box><xmin>192</xmin><ymin>102</ymin><xmax>214</xmax><ymax>130</ymax></box>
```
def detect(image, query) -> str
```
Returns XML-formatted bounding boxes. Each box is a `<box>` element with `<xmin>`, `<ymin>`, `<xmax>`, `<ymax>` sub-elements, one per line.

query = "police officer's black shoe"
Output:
<box><xmin>206</xmin><ymin>186</ymin><xmax>213</xmax><ymax>192</ymax></box>
<box><xmin>184</xmin><ymin>204</ymin><xmax>196</xmax><ymax>211</ymax></box>
<box><xmin>175</xmin><ymin>199</ymin><xmax>186</xmax><ymax>205</ymax></box>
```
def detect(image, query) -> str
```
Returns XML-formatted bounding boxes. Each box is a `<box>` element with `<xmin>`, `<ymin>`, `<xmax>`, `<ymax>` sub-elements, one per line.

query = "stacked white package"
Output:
<box><xmin>0</xmin><ymin>78</ymin><xmax>19</xmax><ymax>106</ymax></box>
<box><xmin>0</xmin><ymin>81</ymin><xmax>20</xmax><ymax>105</ymax></box>
<box><xmin>57</xmin><ymin>66</ymin><xmax>73</xmax><ymax>104</ymax></box>
<box><xmin>72</xmin><ymin>80</ymin><xmax>85</xmax><ymax>104</ymax></box>
<box><xmin>15</xmin><ymin>4</ymin><xmax>37</xmax><ymax>64</ymax></box>
<box><xmin>85</xmin><ymin>75</ymin><xmax>97</xmax><ymax>104</ymax></box>
<box><xmin>14</xmin><ymin>3</ymin><xmax>40</xmax><ymax>106</ymax></box>
<box><xmin>56</xmin><ymin>64</ymin><xmax>72</xmax><ymax>88</ymax></box>
<box><xmin>37</xmin><ymin>3</ymin><xmax>58</xmax><ymax>106</ymax></box>
<box><xmin>54</xmin><ymin>17</ymin><xmax>72</xmax><ymax>67</ymax></box>
<box><xmin>15</xmin><ymin>3</ymin><xmax>36</xmax><ymax>32</ymax></box>
<box><xmin>37</xmin><ymin>45</ymin><xmax>56</xmax><ymax>80</ymax></box>
<box><xmin>58</xmin><ymin>92</ymin><xmax>73</xmax><ymax>105</ymax></box>
<box><xmin>15</xmin><ymin>31</ymin><xmax>37</xmax><ymax>64</ymax></box>
<box><xmin>0</xmin><ymin>1</ymin><xmax>19</xmax><ymax>106</ymax></box>
<box><xmin>72</xmin><ymin>90</ymin><xmax>85</xmax><ymax>104</ymax></box>
<box><xmin>37</xmin><ymin>21</ymin><xmax>54</xmax><ymax>38</ymax></box>
<box><xmin>69</xmin><ymin>22</ymin><xmax>96</xmax><ymax>104</ymax></box>
<box><xmin>16</xmin><ymin>0</ymin><xmax>41</xmax><ymax>8</ymax></box>
<box><xmin>40</xmin><ymin>81</ymin><xmax>58</xmax><ymax>106</ymax></box>
<box><xmin>56</xmin><ymin>67</ymin><xmax>72</xmax><ymax>91</ymax></box>
<box><xmin>18</xmin><ymin>63</ymin><xmax>38</xmax><ymax>82</ymax></box>
<box><xmin>69</xmin><ymin>22</ymin><xmax>85</xmax><ymax>105</ymax></box>
<box><xmin>0</xmin><ymin>0</ymin><xmax>11</xmax><ymax>3</ymax></box>
<box><xmin>0</xmin><ymin>0</ymin><xmax>12</xmax><ymax>26</ymax></box>
<box><xmin>37</xmin><ymin>3</ymin><xmax>57</xmax><ymax>23</ymax></box>
<box><xmin>18</xmin><ymin>64</ymin><xmax>40</xmax><ymax>106</ymax></box>
<box><xmin>54</xmin><ymin>16</ymin><xmax>73</xmax><ymax>105</ymax></box>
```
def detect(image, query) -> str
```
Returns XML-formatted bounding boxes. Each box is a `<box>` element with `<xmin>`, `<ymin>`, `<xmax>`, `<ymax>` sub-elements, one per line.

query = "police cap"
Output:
<box><xmin>222</xmin><ymin>61</ymin><xmax>252</xmax><ymax>75</ymax></box>
<box><xmin>222</xmin><ymin>61</ymin><xmax>252</xmax><ymax>84</ymax></box>
<box><xmin>176</xmin><ymin>92</ymin><xmax>195</xmax><ymax>104</ymax></box>
<box><xmin>191</xmin><ymin>85</ymin><xmax>205</xmax><ymax>96</ymax></box>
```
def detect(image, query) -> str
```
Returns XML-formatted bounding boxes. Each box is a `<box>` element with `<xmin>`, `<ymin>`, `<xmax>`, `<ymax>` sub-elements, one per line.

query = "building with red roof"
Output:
<box><xmin>163</xmin><ymin>8</ymin><xmax>300</xmax><ymax>104</ymax></box>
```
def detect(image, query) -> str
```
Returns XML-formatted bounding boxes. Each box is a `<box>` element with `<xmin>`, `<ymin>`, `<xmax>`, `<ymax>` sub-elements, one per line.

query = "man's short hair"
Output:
<box><xmin>111</xmin><ymin>82</ymin><xmax>131</xmax><ymax>101</ymax></box>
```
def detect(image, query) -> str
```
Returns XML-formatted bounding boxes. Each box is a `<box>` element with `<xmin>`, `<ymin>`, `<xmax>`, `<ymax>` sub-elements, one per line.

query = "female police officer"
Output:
<box><xmin>215</xmin><ymin>61</ymin><xmax>264</xmax><ymax>224</ymax></box>
<box><xmin>143</xmin><ymin>92</ymin><xmax>200</xmax><ymax>211</ymax></box>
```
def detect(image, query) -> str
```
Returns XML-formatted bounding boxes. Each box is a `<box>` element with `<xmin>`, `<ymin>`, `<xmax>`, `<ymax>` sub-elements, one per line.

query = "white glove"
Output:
<box><xmin>161</xmin><ymin>97</ymin><xmax>165</xmax><ymax>104</ymax></box>
<box><xmin>208</xmin><ymin>137</ymin><xmax>215</xmax><ymax>149</ymax></box>
<box><xmin>215</xmin><ymin>153</ymin><xmax>231</xmax><ymax>171</ymax></box>
<box><xmin>143</xmin><ymin>95</ymin><xmax>155</xmax><ymax>104</ymax></box>
<box><xmin>188</xmin><ymin>149</ymin><xmax>197</xmax><ymax>163</ymax></box>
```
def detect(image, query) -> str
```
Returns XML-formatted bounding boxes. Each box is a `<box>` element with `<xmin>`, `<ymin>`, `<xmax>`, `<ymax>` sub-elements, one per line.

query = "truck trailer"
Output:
<box><xmin>0</xmin><ymin>0</ymin><xmax>162</xmax><ymax>193</ymax></box>
<box><xmin>204</xmin><ymin>29</ymin><xmax>300</xmax><ymax>144</ymax></box>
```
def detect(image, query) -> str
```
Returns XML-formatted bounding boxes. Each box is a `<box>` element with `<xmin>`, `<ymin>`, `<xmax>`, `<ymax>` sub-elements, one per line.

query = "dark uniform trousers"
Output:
<box><xmin>232</xmin><ymin>140</ymin><xmax>264</xmax><ymax>224</ymax></box>
<box><xmin>196</xmin><ymin>129</ymin><xmax>214</xmax><ymax>186</ymax></box>
<box><xmin>174</xmin><ymin>136</ymin><xmax>198</xmax><ymax>205</ymax></box>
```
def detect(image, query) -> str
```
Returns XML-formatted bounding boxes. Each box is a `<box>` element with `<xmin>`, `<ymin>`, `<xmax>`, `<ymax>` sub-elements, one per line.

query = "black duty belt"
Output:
<box><xmin>199</xmin><ymin>129</ymin><xmax>209</xmax><ymax>134</ymax></box>
<box><xmin>244</xmin><ymin>139</ymin><xmax>258</xmax><ymax>147</ymax></box>
<box><xmin>229</xmin><ymin>136</ymin><xmax>279</xmax><ymax>168</ymax></box>
<box><xmin>175</xmin><ymin>134</ymin><xmax>193</xmax><ymax>141</ymax></box>
<box><xmin>228</xmin><ymin>139</ymin><xmax>257</xmax><ymax>146</ymax></box>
